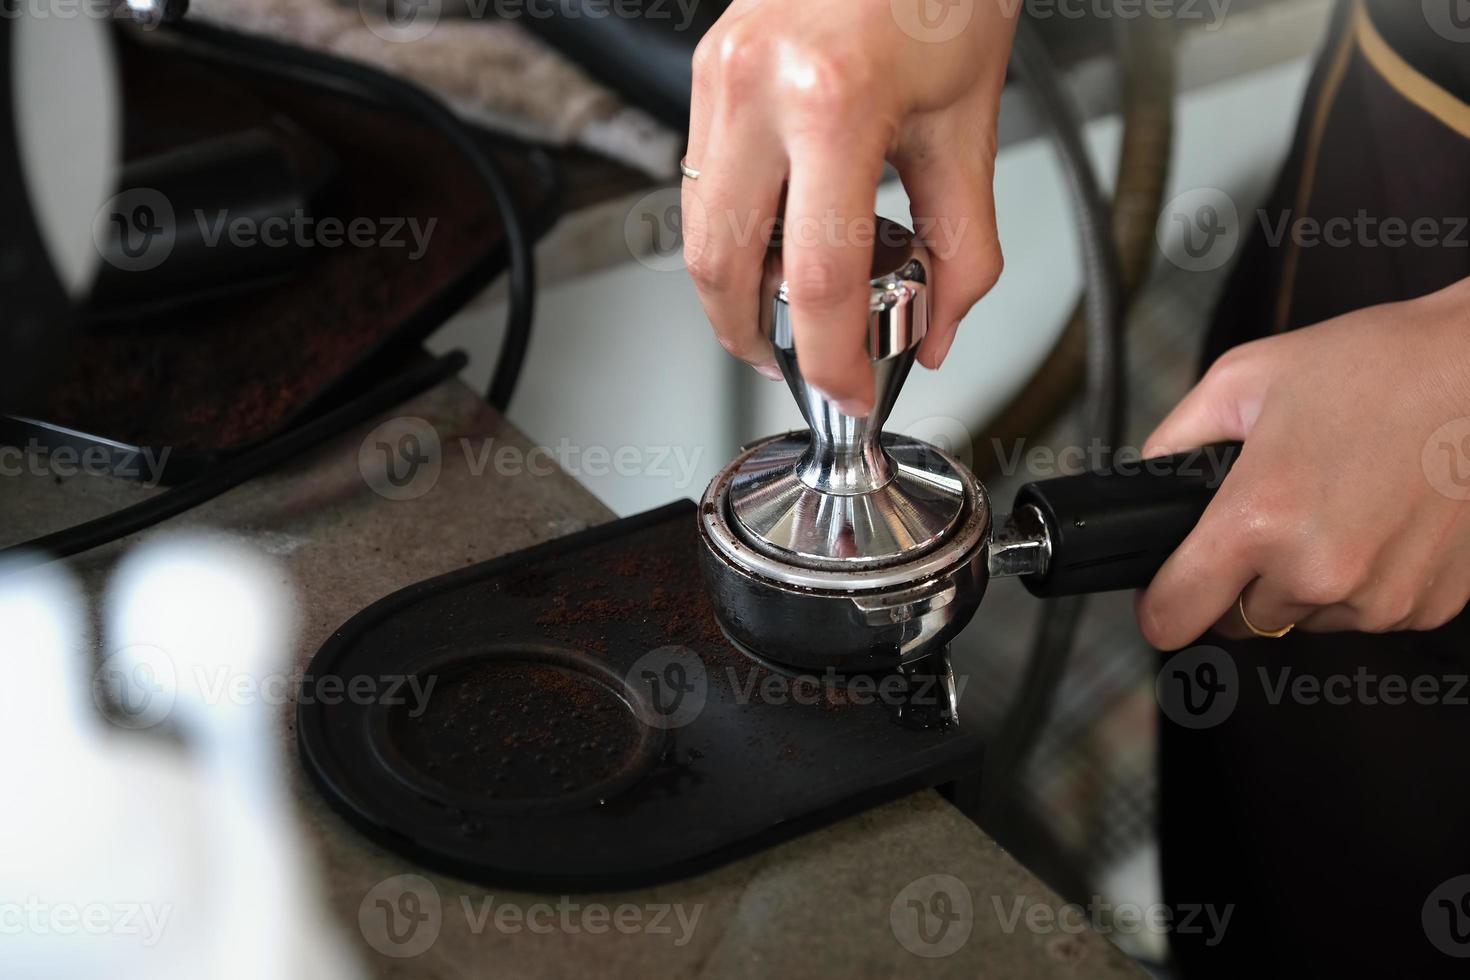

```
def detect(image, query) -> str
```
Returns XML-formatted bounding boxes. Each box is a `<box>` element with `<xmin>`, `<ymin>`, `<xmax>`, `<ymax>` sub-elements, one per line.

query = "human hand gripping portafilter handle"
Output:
<box><xmin>758</xmin><ymin>217</ymin><xmax>1244</xmax><ymax>599</ymax></box>
<box><xmin>994</xmin><ymin>442</ymin><xmax>1244</xmax><ymax>597</ymax></box>
<box><xmin>700</xmin><ymin>216</ymin><xmax>1242</xmax><ymax>671</ymax></box>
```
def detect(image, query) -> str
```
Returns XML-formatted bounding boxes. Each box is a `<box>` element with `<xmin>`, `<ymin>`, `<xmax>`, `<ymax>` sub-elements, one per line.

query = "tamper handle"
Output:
<box><xmin>761</xmin><ymin>216</ymin><xmax>930</xmax><ymax>496</ymax></box>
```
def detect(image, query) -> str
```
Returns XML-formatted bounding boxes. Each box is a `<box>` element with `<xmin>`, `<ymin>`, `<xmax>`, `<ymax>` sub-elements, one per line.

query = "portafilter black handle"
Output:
<box><xmin>990</xmin><ymin>443</ymin><xmax>1244</xmax><ymax>598</ymax></box>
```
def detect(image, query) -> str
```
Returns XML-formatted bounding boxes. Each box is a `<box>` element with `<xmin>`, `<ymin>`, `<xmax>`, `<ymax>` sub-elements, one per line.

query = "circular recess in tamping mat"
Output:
<box><xmin>367</xmin><ymin>647</ymin><xmax>662</xmax><ymax>815</ymax></box>
<box><xmin>297</xmin><ymin>501</ymin><xmax>985</xmax><ymax>892</ymax></box>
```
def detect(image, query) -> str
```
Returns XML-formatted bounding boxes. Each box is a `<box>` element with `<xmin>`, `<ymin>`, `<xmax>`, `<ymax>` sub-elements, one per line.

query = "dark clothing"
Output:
<box><xmin>1204</xmin><ymin>0</ymin><xmax>1470</xmax><ymax>364</ymax></box>
<box><xmin>1167</xmin><ymin>2</ymin><xmax>1470</xmax><ymax>976</ymax></box>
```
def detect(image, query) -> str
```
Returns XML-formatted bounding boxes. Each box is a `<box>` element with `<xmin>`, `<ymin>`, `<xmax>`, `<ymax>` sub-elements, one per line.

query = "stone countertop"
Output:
<box><xmin>0</xmin><ymin>381</ymin><xmax>1142</xmax><ymax>978</ymax></box>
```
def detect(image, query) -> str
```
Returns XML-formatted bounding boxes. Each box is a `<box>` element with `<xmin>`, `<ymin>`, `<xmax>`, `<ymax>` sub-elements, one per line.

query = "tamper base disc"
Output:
<box><xmin>728</xmin><ymin>434</ymin><xmax>967</xmax><ymax>568</ymax></box>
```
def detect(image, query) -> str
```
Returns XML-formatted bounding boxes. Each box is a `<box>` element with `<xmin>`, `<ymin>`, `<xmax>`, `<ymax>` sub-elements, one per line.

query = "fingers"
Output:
<box><xmin>684</xmin><ymin>0</ymin><xmax>762</xmax><ymax>161</ymax></box>
<box><xmin>1212</xmin><ymin>578</ymin><xmax>1317</xmax><ymax>640</ymax></box>
<box><xmin>897</xmin><ymin>139</ymin><xmax>1003</xmax><ymax>371</ymax></box>
<box><xmin>1136</xmin><ymin>498</ymin><xmax>1258</xmax><ymax>651</ymax></box>
<box><xmin>683</xmin><ymin>129</ymin><xmax>785</xmax><ymax>372</ymax></box>
<box><xmin>684</xmin><ymin>20</ymin><xmax>786</xmax><ymax>376</ymax></box>
<box><xmin>1143</xmin><ymin>345</ymin><xmax>1275</xmax><ymax>457</ymax></box>
<box><xmin>1138</xmin><ymin>340</ymin><xmax>1289</xmax><ymax>647</ymax></box>
<box><xmin>781</xmin><ymin>138</ymin><xmax>888</xmax><ymax>414</ymax></box>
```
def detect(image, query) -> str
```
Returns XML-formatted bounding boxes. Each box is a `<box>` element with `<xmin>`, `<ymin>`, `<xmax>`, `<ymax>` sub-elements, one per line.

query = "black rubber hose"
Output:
<box><xmin>972</xmin><ymin>13</ymin><xmax>1174</xmax><ymax>468</ymax></box>
<box><xmin>978</xmin><ymin>16</ymin><xmax>1130</xmax><ymax>821</ymax></box>
<box><xmin>0</xmin><ymin>352</ymin><xmax>468</xmax><ymax>571</ymax></box>
<box><xmin>0</xmin><ymin>17</ymin><xmax>542</xmax><ymax>568</ymax></box>
<box><xmin>1010</xmin><ymin>20</ymin><xmax>1127</xmax><ymax>451</ymax></box>
<box><xmin>167</xmin><ymin>17</ymin><xmax>537</xmax><ymax>414</ymax></box>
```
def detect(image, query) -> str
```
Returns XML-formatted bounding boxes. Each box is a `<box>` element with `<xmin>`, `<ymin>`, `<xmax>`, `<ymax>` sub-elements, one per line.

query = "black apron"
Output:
<box><xmin>1166</xmin><ymin>2</ymin><xmax>1470</xmax><ymax>975</ymax></box>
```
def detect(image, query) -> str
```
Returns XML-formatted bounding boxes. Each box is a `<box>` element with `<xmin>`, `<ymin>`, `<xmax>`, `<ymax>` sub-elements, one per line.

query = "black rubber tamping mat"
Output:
<box><xmin>298</xmin><ymin>500</ymin><xmax>985</xmax><ymax>891</ymax></box>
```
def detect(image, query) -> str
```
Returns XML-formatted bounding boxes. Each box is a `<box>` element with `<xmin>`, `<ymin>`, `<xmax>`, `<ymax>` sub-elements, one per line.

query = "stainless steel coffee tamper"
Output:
<box><xmin>698</xmin><ymin>216</ymin><xmax>1242</xmax><ymax>672</ymax></box>
<box><xmin>699</xmin><ymin>217</ymin><xmax>993</xmax><ymax>671</ymax></box>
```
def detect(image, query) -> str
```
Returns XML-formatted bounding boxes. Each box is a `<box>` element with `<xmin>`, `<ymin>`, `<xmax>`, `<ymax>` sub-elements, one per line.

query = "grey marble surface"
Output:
<box><xmin>0</xmin><ymin>381</ymin><xmax>1142</xmax><ymax>978</ymax></box>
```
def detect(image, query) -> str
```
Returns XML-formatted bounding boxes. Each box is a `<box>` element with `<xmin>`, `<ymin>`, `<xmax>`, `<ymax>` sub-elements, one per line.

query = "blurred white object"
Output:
<box><xmin>108</xmin><ymin>534</ymin><xmax>361</xmax><ymax>980</ymax></box>
<box><xmin>11</xmin><ymin>6</ymin><xmax>118</xmax><ymax>298</ymax></box>
<box><xmin>0</xmin><ymin>559</ymin><xmax>204</xmax><ymax>979</ymax></box>
<box><xmin>0</xmin><ymin>534</ymin><xmax>359</xmax><ymax>979</ymax></box>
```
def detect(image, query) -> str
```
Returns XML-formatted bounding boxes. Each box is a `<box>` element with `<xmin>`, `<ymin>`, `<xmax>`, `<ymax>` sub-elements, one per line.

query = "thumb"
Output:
<box><xmin>1144</xmin><ymin>346</ymin><xmax>1274</xmax><ymax>457</ymax></box>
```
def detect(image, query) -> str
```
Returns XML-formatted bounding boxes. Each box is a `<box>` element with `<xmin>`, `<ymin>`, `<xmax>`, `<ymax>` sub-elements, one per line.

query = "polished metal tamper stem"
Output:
<box><xmin>728</xmin><ymin>217</ymin><xmax>970</xmax><ymax>568</ymax></box>
<box><xmin>766</xmin><ymin>228</ymin><xmax>928</xmax><ymax>497</ymax></box>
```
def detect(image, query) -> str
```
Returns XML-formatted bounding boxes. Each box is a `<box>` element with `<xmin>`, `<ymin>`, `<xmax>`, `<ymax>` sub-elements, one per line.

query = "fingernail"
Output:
<box><xmin>754</xmin><ymin>362</ymin><xmax>785</xmax><ymax>382</ymax></box>
<box><xmin>834</xmin><ymin>397</ymin><xmax>872</xmax><ymax>418</ymax></box>
<box><xmin>925</xmin><ymin>327</ymin><xmax>958</xmax><ymax>369</ymax></box>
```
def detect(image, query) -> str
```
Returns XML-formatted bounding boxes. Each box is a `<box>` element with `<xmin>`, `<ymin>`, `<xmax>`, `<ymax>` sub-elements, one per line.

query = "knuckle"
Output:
<box><xmin>1360</xmin><ymin>587</ymin><xmax>1417</xmax><ymax>634</ymax></box>
<box><xmin>1293</xmin><ymin>551</ymin><xmax>1368</xmax><ymax>607</ymax></box>
<box><xmin>969</xmin><ymin>240</ymin><xmax>1004</xmax><ymax>298</ymax></box>
<box><xmin>1201</xmin><ymin>341</ymin><xmax>1259</xmax><ymax>393</ymax></box>
<box><xmin>715</xmin><ymin>27</ymin><xmax>765</xmax><ymax>85</ymax></box>
<box><xmin>1235</xmin><ymin>488</ymin><xmax>1305</xmax><ymax>563</ymax></box>
<box><xmin>686</xmin><ymin>247</ymin><xmax>735</xmax><ymax>294</ymax></box>
<box><xmin>1237</xmin><ymin>500</ymin><xmax>1291</xmax><ymax>556</ymax></box>
<box><xmin>691</xmin><ymin>33</ymin><xmax>720</xmax><ymax>81</ymax></box>
<box><xmin>783</xmin><ymin>50</ymin><xmax>873</xmax><ymax>118</ymax></box>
